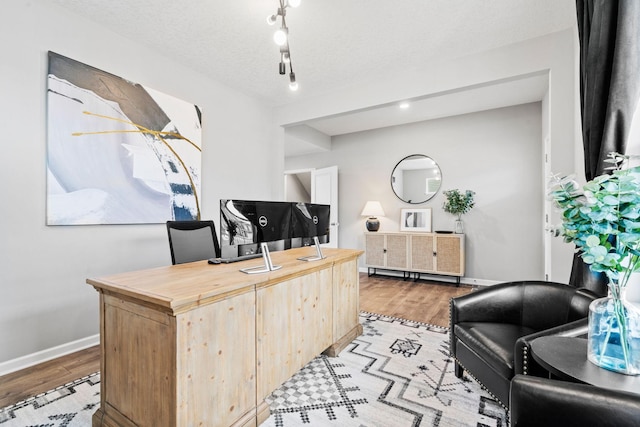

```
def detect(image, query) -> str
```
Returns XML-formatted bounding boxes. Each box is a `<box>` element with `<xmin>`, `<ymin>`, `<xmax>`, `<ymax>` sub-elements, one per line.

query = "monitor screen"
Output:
<box><xmin>291</xmin><ymin>202</ymin><xmax>330</xmax><ymax>245</ymax></box>
<box><xmin>220</xmin><ymin>200</ymin><xmax>292</xmax><ymax>256</ymax></box>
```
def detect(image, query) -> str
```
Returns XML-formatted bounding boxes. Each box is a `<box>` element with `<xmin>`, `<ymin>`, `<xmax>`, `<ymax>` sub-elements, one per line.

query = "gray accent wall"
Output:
<box><xmin>285</xmin><ymin>103</ymin><xmax>544</xmax><ymax>283</ymax></box>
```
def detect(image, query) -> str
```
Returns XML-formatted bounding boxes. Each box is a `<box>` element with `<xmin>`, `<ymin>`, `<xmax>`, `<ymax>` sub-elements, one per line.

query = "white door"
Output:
<box><xmin>544</xmin><ymin>135</ymin><xmax>553</xmax><ymax>281</ymax></box>
<box><xmin>312</xmin><ymin>166</ymin><xmax>339</xmax><ymax>248</ymax></box>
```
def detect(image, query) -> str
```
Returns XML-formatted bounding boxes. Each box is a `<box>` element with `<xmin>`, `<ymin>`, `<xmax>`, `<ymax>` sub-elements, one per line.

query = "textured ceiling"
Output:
<box><xmin>48</xmin><ymin>0</ymin><xmax>576</xmax><ymax>107</ymax></box>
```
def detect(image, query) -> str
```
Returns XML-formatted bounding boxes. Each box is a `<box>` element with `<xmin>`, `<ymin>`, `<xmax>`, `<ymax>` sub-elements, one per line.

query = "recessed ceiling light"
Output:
<box><xmin>399</xmin><ymin>102</ymin><xmax>410</xmax><ymax>109</ymax></box>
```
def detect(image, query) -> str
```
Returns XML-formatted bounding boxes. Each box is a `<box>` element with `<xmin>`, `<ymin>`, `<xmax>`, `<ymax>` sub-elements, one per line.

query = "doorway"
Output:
<box><xmin>284</xmin><ymin>166</ymin><xmax>339</xmax><ymax>247</ymax></box>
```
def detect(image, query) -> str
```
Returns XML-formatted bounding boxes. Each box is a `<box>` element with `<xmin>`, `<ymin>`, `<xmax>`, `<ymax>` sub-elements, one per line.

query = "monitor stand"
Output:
<box><xmin>240</xmin><ymin>242</ymin><xmax>282</xmax><ymax>274</ymax></box>
<box><xmin>297</xmin><ymin>237</ymin><xmax>326</xmax><ymax>262</ymax></box>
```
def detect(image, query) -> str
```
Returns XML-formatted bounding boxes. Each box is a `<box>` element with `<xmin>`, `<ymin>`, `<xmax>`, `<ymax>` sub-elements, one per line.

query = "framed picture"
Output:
<box><xmin>46</xmin><ymin>51</ymin><xmax>202</xmax><ymax>225</ymax></box>
<box><xmin>400</xmin><ymin>208</ymin><xmax>432</xmax><ymax>232</ymax></box>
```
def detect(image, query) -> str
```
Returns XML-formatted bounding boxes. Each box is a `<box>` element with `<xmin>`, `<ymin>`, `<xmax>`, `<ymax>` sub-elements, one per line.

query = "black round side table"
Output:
<box><xmin>530</xmin><ymin>336</ymin><xmax>640</xmax><ymax>395</ymax></box>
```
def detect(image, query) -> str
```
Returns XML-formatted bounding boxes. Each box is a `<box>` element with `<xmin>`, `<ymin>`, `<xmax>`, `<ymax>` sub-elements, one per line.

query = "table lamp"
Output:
<box><xmin>361</xmin><ymin>201</ymin><xmax>385</xmax><ymax>232</ymax></box>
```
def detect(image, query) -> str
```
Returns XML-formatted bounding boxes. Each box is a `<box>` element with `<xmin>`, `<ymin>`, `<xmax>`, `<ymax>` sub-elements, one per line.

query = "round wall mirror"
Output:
<box><xmin>391</xmin><ymin>154</ymin><xmax>442</xmax><ymax>204</ymax></box>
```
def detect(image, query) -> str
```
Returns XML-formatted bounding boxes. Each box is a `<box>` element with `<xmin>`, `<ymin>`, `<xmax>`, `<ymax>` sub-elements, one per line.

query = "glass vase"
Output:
<box><xmin>587</xmin><ymin>291</ymin><xmax>640</xmax><ymax>375</ymax></box>
<box><xmin>454</xmin><ymin>219</ymin><xmax>464</xmax><ymax>234</ymax></box>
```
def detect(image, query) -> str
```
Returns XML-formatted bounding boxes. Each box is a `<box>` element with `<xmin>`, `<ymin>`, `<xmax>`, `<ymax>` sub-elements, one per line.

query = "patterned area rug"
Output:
<box><xmin>0</xmin><ymin>372</ymin><xmax>100</xmax><ymax>426</ymax></box>
<box><xmin>0</xmin><ymin>312</ymin><xmax>507</xmax><ymax>426</ymax></box>
<box><xmin>262</xmin><ymin>312</ymin><xmax>506</xmax><ymax>426</ymax></box>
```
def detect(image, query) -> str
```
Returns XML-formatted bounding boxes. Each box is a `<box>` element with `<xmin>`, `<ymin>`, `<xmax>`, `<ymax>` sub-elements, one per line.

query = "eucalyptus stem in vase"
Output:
<box><xmin>442</xmin><ymin>189</ymin><xmax>475</xmax><ymax>233</ymax></box>
<box><xmin>549</xmin><ymin>152</ymin><xmax>640</xmax><ymax>375</ymax></box>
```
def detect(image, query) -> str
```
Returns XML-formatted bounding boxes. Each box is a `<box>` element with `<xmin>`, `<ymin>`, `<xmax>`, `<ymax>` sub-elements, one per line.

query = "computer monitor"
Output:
<box><xmin>291</xmin><ymin>203</ymin><xmax>330</xmax><ymax>243</ymax></box>
<box><xmin>220</xmin><ymin>199</ymin><xmax>292</xmax><ymax>257</ymax></box>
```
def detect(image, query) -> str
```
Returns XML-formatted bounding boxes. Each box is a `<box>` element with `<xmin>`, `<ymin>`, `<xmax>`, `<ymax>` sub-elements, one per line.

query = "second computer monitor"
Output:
<box><xmin>291</xmin><ymin>202</ymin><xmax>330</xmax><ymax>246</ymax></box>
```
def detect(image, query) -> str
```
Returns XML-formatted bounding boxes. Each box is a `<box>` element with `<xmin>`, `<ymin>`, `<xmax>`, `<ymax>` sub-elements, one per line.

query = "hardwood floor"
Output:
<box><xmin>0</xmin><ymin>273</ymin><xmax>473</xmax><ymax>409</ymax></box>
<box><xmin>360</xmin><ymin>273</ymin><xmax>474</xmax><ymax>326</ymax></box>
<box><xmin>0</xmin><ymin>345</ymin><xmax>100</xmax><ymax>409</ymax></box>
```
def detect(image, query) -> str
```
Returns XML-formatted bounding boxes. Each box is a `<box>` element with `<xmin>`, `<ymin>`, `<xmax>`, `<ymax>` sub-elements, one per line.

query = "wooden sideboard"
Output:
<box><xmin>87</xmin><ymin>247</ymin><xmax>363</xmax><ymax>427</ymax></box>
<box><xmin>364</xmin><ymin>232</ymin><xmax>464</xmax><ymax>284</ymax></box>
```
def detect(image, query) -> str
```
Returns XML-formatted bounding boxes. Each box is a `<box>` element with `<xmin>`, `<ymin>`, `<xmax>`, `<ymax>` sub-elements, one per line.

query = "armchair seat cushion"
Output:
<box><xmin>455</xmin><ymin>322</ymin><xmax>537</xmax><ymax>379</ymax></box>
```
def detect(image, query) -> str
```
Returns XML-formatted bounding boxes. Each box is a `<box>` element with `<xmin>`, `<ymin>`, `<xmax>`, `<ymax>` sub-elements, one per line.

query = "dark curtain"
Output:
<box><xmin>572</xmin><ymin>0</ymin><xmax>640</xmax><ymax>295</ymax></box>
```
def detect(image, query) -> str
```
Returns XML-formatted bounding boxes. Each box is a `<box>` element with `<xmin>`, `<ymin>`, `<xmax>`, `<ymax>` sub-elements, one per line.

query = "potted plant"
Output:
<box><xmin>549</xmin><ymin>152</ymin><xmax>640</xmax><ymax>375</ymax></box>
<box><xmin>442</xmin><ymin>189</ymin><xmax>475</xmax><ymax>233</ymax></box>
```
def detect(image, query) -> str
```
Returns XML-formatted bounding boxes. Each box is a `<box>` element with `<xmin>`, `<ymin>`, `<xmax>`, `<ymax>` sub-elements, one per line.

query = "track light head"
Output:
<box><xmin>288</xmin><ymin>0</ymin><xmax>301</xmax><ymax>7</ymax></box>
<box><xmin>289</xmin><ymin>72</ymin><xmax>298</xmax><ymax>91</ymax></box>
<box><xmin>280</xmin><ymin>46</ymin><xmax>290</xmax><ymax>63</ymax></box>
<box><xmin>279</xmin><ymin>61</ymin><xmax>286</xmax><ymax>75</ymax></box>
<box><xmin>266</xmin><ymin>14</ymin><xmax>277</xmax><ymax>25</ymax></box>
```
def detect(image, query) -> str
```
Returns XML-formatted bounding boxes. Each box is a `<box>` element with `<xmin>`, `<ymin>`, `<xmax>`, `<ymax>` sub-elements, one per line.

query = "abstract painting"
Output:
<box><xmin>46</xmin><ymin>51</ymin><xmax>202</xmax><ymax>225</ymax></box>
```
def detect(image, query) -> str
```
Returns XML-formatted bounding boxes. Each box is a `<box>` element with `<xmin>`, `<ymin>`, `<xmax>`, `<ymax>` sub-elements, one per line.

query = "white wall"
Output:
<box><xmin>286</xmin><ymin>103</ymin><xmax>543</xmax><ymax>283</ymax></box>
<box><xmin>0</xmin><ymin>0</ymin><xmax>280</xmax><ymax>371</ymax></box>
<box><xmin>284</xmin><ymin>174</ymin><xmax>311</xmax><ymax>202</ymax></box>
<box><xmin>278</xmin><ymin>29</ymin><xmax>579</xmax><ymax>284</ymax></box>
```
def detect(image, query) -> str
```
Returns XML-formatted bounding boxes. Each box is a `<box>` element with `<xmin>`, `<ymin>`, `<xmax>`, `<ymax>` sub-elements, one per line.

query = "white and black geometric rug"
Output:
<box><xmin>0</xmin><ymin>372</ymin><xmax>100</xmax><ymax>426</ymax></box>
<box><xmin>262</xmin><ymin>312</ymin><xmax>507</xmax><ymax>426</ymax></box>
<box><xmin>0</xmin><ymin>312</ymin><xmax>507</xmax><ymax>426</ymax></box>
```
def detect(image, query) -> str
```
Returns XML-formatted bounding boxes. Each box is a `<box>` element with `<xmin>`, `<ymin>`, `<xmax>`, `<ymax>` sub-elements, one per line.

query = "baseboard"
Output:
<box><xmin>358</xmin><ymin>267</ymin><xmax>499</xmax><ymax>287</ymax></box>
<box><xmin>0</xmin><ymin>334</ymin><xmax>100</xmax><ymax>376</ymax></box>
<box><xmin>459</xmin><ymin>277</ymin><xmax>500</xmax><ymax>287</ymax></box>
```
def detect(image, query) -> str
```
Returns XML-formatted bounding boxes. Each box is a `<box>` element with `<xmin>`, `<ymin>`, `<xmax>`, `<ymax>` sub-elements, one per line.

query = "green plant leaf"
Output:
<box><xmin>550</xmin><ymin>152</ymin><xmax>640</xmax><ymax>287</ymax></box>
<box><xmin>585</xmin><ymin>235</ymin><xmax>600</xmax><ymax>247</ymax></box>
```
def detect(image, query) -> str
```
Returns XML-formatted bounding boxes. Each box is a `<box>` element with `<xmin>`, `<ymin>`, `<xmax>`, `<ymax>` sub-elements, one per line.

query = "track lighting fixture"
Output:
<box><xmin>267</xmin><ymin>0</ymin><xmax>300</xmax><ymax>91</ymax></box>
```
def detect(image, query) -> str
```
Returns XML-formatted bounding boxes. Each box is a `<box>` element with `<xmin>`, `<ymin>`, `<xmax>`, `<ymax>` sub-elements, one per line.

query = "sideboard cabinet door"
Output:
<box><xmin>364</xmin><ymin>233</ymin><xmax>385</xmax><ymax>267</ymax></box>
<box><xmin>385</xmin><ymin>234</ymin><xmax>409</xmax><ymax>270</ymax></box>
<box><xmin>410</xmin><ymin>234</ymin><xmax>435</xmax><ymax>272</ymax></box>
<box><xmin>434</xmin><ymin>234</ymin><xmax>465</xmax><ymax>276</ymax></box>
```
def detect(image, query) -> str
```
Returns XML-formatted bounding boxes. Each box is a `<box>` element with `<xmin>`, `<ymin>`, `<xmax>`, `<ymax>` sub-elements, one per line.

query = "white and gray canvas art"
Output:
<box><xmin>46</xmin><ymin>52</ymin><xmax>202</xmax><ymax>225</ymax></box>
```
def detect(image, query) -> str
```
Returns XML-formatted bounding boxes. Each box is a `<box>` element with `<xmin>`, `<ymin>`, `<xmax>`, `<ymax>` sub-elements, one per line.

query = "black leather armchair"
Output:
<box><xmin>449</xmin><ymin>280</ymin><xmax>598</xmax><ymax>407</ymax></box>
<box><xmin>510</xmin><ymin>375</ymin><xmax>640</xmax><ymax>427</ymax></box>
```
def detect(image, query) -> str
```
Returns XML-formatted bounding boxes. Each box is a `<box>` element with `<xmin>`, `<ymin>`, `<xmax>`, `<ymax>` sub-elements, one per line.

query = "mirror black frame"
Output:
<box><xmin>390</xmin><ymin>154</ymin><xmax>442</xmax><ymax>204</ymax></box>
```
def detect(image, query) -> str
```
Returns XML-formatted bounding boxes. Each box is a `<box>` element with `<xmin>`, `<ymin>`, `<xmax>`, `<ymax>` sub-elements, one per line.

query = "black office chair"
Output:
<box><xmin>166</xmin><ymin>220</ymin><xmax>221</xmax><ymax>265</ymax></box>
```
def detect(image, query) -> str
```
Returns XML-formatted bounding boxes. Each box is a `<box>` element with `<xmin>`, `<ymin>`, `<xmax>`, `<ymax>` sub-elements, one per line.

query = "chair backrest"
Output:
<box><xmin>510</xmin><ymin>374</ymin><xmax>640</xmax><ymax>426</ymax></box>
<box><xmin>569</xmin><ymin>257</ymin><xmax>609</xmax><ymax>297</ymax></box>
<box><xmin>520</xmin><ymin>282</ymin><xmax>597</xmax><ymax>329</ymax></box>
<box><xmin>166</xmin><ymin>220</ymin><xmax>221</xmax><ymax>265</ymax></box>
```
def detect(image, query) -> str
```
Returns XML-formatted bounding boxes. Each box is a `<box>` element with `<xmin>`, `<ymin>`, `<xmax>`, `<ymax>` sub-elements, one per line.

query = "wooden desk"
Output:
<box><xmin>87</xmin><ymin>247</ymin><xmax>363</xmax><ymax>427</ymax></box>
<box><xmin>530</xmin><ymin>336</ymin><xmax>640</xmax><ymax>395</ymax></box>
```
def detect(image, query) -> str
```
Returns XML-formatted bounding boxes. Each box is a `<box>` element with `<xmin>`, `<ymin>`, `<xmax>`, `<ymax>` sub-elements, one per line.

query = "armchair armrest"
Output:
<box><xmin>514</xmin><ymin>318</ymin><xmax>589</xmax><ymax>375</ymax></box>
<box><xmin>510</xmin><ymin>375</ymin><xmax>640</xmax><ymax>427</ymax></box>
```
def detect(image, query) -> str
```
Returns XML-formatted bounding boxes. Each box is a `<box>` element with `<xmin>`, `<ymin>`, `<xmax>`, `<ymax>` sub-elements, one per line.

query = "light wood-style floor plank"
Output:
<box><xmin>0</xmin><ymin>273</ymin><xmax>473</xmax><ymax>409</ymax></box>
<box><xmin>360</xmin><ymin>273</ymin><xmax>474</xmax><ymax>326</ymax></box>
<box><xmin>0</xmin><ymin>345</ymin><xmax>100</xmax><ymax>408</ymax></box>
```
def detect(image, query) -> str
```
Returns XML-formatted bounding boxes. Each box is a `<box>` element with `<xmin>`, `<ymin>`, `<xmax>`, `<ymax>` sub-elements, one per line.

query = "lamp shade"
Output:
<box><xmin>361</xmin><ymin>201</ymin><xmax>385</xmax><ymax>217</ymax></box>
